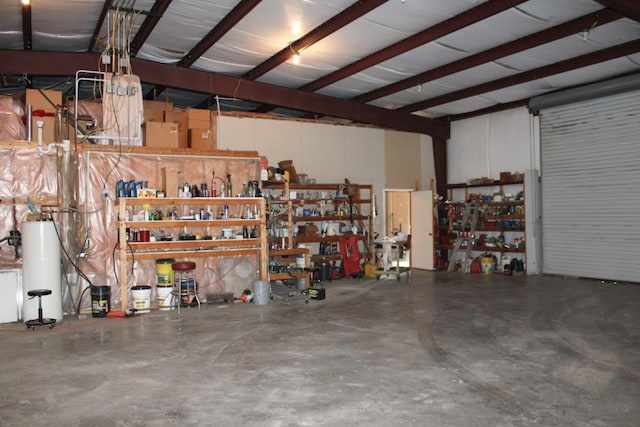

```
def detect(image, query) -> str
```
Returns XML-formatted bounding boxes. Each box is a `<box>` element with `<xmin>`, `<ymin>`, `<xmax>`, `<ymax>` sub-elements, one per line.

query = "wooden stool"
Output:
<box><xmin>25</xmin><ymin>289</ymin><xmax>56</xmax><ymax>330</ymax></box>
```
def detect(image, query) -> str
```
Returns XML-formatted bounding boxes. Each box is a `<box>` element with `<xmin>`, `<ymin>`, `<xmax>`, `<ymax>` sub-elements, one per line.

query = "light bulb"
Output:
<box><xmin>580</xmin><ymin>29</ymin><xmax>589</xmax><ymax>42</ymax></box>
<box><xmin>289</xmin><ymin>42</ymin><xmax>301</xmax><ymax>65</ymax></box>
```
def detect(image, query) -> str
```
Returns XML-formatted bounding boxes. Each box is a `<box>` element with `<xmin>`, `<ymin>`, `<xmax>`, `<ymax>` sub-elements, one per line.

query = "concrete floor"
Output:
<box><xmin>0</xmin><ymin>271</ymin><xmax>639</xmax><ymax>427</ymax></box>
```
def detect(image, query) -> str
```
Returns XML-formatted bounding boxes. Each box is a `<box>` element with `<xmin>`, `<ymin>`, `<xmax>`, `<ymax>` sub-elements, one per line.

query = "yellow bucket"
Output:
<box><xmin>156</xmin><ymin>258</ymin><xmax>175</xmax><ymax>285</ymax></box>
<box><xmin>480</xmin><ymin>256</ymin><xmax>494</xmax><ymax>274</ymax></box>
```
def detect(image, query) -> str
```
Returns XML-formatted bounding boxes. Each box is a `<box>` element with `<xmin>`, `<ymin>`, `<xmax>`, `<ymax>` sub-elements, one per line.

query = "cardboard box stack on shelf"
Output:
<box><xmin>142</xmin><ymin>100</ymin><xmax>216</xmax><ymax>150</ymax></box>
<box><xmin>2</xmin><ymin>92</ymin><xmax>217</xmax><ymax>149</ymax></box>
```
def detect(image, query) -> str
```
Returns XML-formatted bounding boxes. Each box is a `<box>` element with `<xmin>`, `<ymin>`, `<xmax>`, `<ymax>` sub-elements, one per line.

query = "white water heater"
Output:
<box><xmin>22</xmin><ymin>221</ymin><xmax>63</xmax><ymax>320</ymax></box>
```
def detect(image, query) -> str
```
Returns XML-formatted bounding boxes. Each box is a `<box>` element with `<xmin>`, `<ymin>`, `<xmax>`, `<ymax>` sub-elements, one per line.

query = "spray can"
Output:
<box><xmin>116</xmin><ymin>180</ymin><xmax>126</xmax><ymax>198</ymax></box>
<box><xmin>128</xmin><ymin>180</ymin><xmax>137</xmax><ymax>197</ymax></box>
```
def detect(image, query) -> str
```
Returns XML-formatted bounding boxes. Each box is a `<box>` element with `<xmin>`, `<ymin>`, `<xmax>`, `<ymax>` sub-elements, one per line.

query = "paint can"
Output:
<box><xmin>131</xmin><ymin>285</ymin><xmax>151</xmax><ymax>313</ymax></box>
<box><xmin>156</xmin><ymin>284</ymin><xmax>174</xmax><ymax>310</ymax></box>
<box><xmin>91</xmin><ymin>286</ymin><xmax>110</xmax><ymax>318</ymax></box>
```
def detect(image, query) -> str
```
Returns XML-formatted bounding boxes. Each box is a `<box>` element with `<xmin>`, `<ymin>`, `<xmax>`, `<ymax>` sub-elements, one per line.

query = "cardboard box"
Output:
<box><xmin>143</xmin><ymin>99</ymin><xmax>172</xmax><ymax>111</ymax></box>
<box><xmin>164</xmin><ymin>110</ymin><xmax>188</xmax><ymax>148</ymax></box>
<box><xmin>298</xmin><ymin>225</ymin><xmax>318</xmax><ymax>237</ymax></box>
<box><xmin>187</xmin><ymin>108</ymin><xmax>210</xmax><ymax>129</ymax></box>
<box><xmin>189</xmin><ymin>128</ymin><xmax>216</xmax><ymax>151</ymax></box>
<box><xmin>26</xmin><ymin>89</ymin><xmax>63</xmax><ymax>142</ymax></box>
<box><xmin>26</xmin><ymin>88</ymin><xmax>62</xmax><ymax>113</ymax></box>
<box><xmin>143</xmin><ymin>108</ymin><xmax>164</xmax><ymax>123</ymax></box>
<box><xmin>161</xmin><ymin>167</ymin><xmax>180</xmax><ymax>197</ymax></box>
<box><xmin>144</xmin><ymin>122</ymin><xmax>179</xmax><ymax>148</ymax></box>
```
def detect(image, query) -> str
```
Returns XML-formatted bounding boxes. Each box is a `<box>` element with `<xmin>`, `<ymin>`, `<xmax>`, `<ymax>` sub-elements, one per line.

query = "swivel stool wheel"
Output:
<box><xmin>25</xmin><ymin>289</ymin><xmax>56</xmax><ymax>331</ymax></box>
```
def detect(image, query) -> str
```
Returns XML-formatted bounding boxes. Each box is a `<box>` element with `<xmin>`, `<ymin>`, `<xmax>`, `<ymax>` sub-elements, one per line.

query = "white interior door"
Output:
<box><xmin>410</xmin><ymin>190</ymin><xmax>434</xmax><ymax>270</ymax></box>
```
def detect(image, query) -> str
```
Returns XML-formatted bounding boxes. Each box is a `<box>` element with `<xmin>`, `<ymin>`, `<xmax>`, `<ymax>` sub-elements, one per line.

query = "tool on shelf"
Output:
<box><xmin>447</xmin><ymin>202</ymin><xmax>478</xmax><ymax>273</ymax></box>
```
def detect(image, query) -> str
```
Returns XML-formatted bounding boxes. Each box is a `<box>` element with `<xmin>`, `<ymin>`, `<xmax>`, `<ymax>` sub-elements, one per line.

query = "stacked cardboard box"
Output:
<box><xmin>144</xmin><ymin>122</ymin><xmax>179</xmax><ymax>148</ymax></box>
<box><xmin>187</xmin><ymin>108</ymin><xmax>216</xmax><ymax>151</ymax></box>
<box><xmin>142</xmin><ymin>101</ymin><xmax>216</xmax><ymax>150</ymax></box>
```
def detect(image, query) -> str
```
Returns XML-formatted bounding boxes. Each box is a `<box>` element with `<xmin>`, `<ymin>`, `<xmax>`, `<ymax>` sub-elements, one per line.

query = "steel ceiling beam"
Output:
<box><xmin>89</xmin><ymin>0</ymin><xmax>112</xmax><ymax>52</ymax></box>
<box><xmin>447</xmin><ymin>99</ymin><xmax>529</xmax><ymax>122</ymax></box>
<box><xmin>242</xmin><ymin>0</ymin><xmax>388</xmax><ymax>81</ymax></box>
<box><xmin>397</xmin><ymin>38</ymin><xmax>640</xmax><ymax>113</ymax></box>
<box><xmin>595</xmin><ymin>0</ymin><xmax>640</xmax><ymax>22</ymax></box>
<box><xmin>298</xmin><ymin>0</ymin><xmax>527</xmax><ymax>93</ymax></box>
<box><xmin>177</xmin><ymin>0</ymin><xmax>261</xmax><ymax>68</ymax></box>
<box><xmin>21</xmin><ymin>2</ymin><xmax>32</xmax><ymax>50</ymax></box>
<box><xmin>254</xmin><ymin>0</ymin><xmax>524</xmax><ymax>114</ymax></box>
<box><xmin>144</xmin><ymin>0</ymin><xmax>262</xmax><ymax>99</ymax></box>
<box><xmin>0</xmin><ymin>50</ymin><xmax>449</xmax><ymax>138</ymax></box>
<box><xmin>130</xmin><ymin>0</ymin><xmax>173</xmax><ymax>56</ymax></box>
<box><xmin>146</xmin><ymin>0</ymin><xmax>261</xmax><ymax>100</ymax></box>
<box><xmin>355</xmin><ymin>8</ymin><xmax>622</xmax><ymax>103</ymax></box>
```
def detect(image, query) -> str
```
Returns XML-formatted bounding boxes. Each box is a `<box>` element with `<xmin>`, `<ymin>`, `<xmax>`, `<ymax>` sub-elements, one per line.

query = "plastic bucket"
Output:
<box><xmin>91</xmin><ymin>286</ymin><xmax>110</xmax><ymax>318</ymax></box>
<box><xmin>131</xmin><ymin>285</ymin><xmax>151</xmax><ymax>312</ymax></box>
<box><xmin>252</xmin><ymin>280</ymin><xmax>270</xmax><ymax>305</ymax></box>
<box><xmin>296</xmin><ymin>254</ymin><xmax>306</xmax><ymax>269</ymax></box>
<box><xmin>480</xmin><ymin>257</ymin><xmax>494</xmax><ymax>275</ymax></box>
<box><xmin>156</xmin><ymin>284</ymin><xmax>174</xmax><ymax>310</ymax></box>
<box><xmin>156</xmin><ymin>258</ymin><xmax>175</xmax><ymax>285</ymax></box>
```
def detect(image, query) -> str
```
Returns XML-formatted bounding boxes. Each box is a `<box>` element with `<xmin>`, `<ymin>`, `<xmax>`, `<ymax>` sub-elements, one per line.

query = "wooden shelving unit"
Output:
<box><xmin>262</xmin><ymin>180</ymin><xmax>374</xmax><ymax>264</ymax></box>
<box><xmin>116</xmin><ymin>197</ymin><xmax>267</xmax><ymax>309</ymax></box>
<box><xmin>436</xmin><ymin>178</ymin><xmax>527</xmax><ymax>273</ymax></box>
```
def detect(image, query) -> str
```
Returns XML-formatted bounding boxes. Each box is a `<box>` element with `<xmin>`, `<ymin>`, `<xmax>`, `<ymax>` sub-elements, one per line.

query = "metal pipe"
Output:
<box><xmin>26</xmin><ymin>105</ymin><xmax>32</xmax><ymax>141</ymax></box>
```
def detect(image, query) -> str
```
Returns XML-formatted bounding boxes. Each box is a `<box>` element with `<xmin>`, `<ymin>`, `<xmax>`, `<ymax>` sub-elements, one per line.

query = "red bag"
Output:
<box><xmin>470</xmin><ymin>257</ymin><xmax>482</xmax><ymax>274</ymax></box>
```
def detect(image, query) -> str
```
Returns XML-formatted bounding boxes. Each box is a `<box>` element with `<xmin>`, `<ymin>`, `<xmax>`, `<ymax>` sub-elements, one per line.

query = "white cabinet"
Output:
<box><xmin>0</xmin><ymin>269</ymin><xmax>21</xmax><ymax>323</ymax></box>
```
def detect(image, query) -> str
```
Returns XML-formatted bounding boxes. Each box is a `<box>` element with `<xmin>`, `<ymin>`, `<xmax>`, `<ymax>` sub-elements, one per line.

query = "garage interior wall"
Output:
<box><xmin>539</xmin><ymin>89</ymin><xmax>640</xmax><ymax>283</ymax></box>
<box><xmin>384</xmin><ymin>130</ymin><xmax>420</xmax><ymax>190</ymax></box>
<box><xmin>448</xmin><ymin>107</ymin><xmax>539</xmax><ymax>193</ymax></box>
<box><xmin>217</xmin><ymin>115</ymin><xmax>433</xmax><ymax>235</ymax></box>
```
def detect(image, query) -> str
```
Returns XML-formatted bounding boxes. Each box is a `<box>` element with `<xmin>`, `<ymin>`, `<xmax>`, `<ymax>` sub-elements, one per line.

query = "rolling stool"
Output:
<box><xmin>25</xmin><ymin>289</ymin><xmax>56</xmax><ymax>330</ymax></box>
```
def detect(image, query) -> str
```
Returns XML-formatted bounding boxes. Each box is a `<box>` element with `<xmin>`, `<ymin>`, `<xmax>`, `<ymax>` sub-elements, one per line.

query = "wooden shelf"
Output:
<box><xmin>437</xmin><ymin>177</ymin><xmax>528</xmax><ymax>274</ymax></box>
<box><xmin>264</xmin><ymin>181</ymin><xmax>374</xmax><ymax>266</ymax></box>
<box><xmin>117</xmin><ymin>197</ymin><xmax>267</xmax><ymax>310</ymax></box>
<box><xmin>295</xmin><ymin>234</ymin><xmax>368</xmax><ymax>243</ymax></box>
<box><xmin>436</xmin><ymin>244</ymin><xmax>525</xmax><ymax>254</ymax></box>
<box><xmin>446</xmin><ymin>178</ymin><xmax>524</xmax><ymax>189</ymax></box>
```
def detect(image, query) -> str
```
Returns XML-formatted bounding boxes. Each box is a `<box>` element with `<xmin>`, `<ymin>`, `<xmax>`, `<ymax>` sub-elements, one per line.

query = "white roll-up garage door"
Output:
<box><xmin>540</xmin><ymin>89</ymin><xmax>640</xmax><ymax>283</ymax></box>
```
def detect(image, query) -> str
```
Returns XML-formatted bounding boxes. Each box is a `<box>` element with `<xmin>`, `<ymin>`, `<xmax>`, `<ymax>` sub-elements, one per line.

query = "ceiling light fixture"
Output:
<box><xmin>579</xmin><ymin>28</ymin><xmax>590</xmax><ymax>42</ymax></box>
<box><xmin>289</xmin><ymin>43</ymin><xmax>300</xmax><ymax>65</ymax></box>
<box><xmin>417</xmin><ymin>83</ymin><xmax>422</xmax><ymax>92</ymax></box>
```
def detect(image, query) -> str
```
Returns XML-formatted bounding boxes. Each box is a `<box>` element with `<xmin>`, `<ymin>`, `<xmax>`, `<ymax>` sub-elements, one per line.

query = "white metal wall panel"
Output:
<box><xmin>540</xmin><ymin>90</ymin><xmax>640</xmax><ymax>282</ymax></box>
